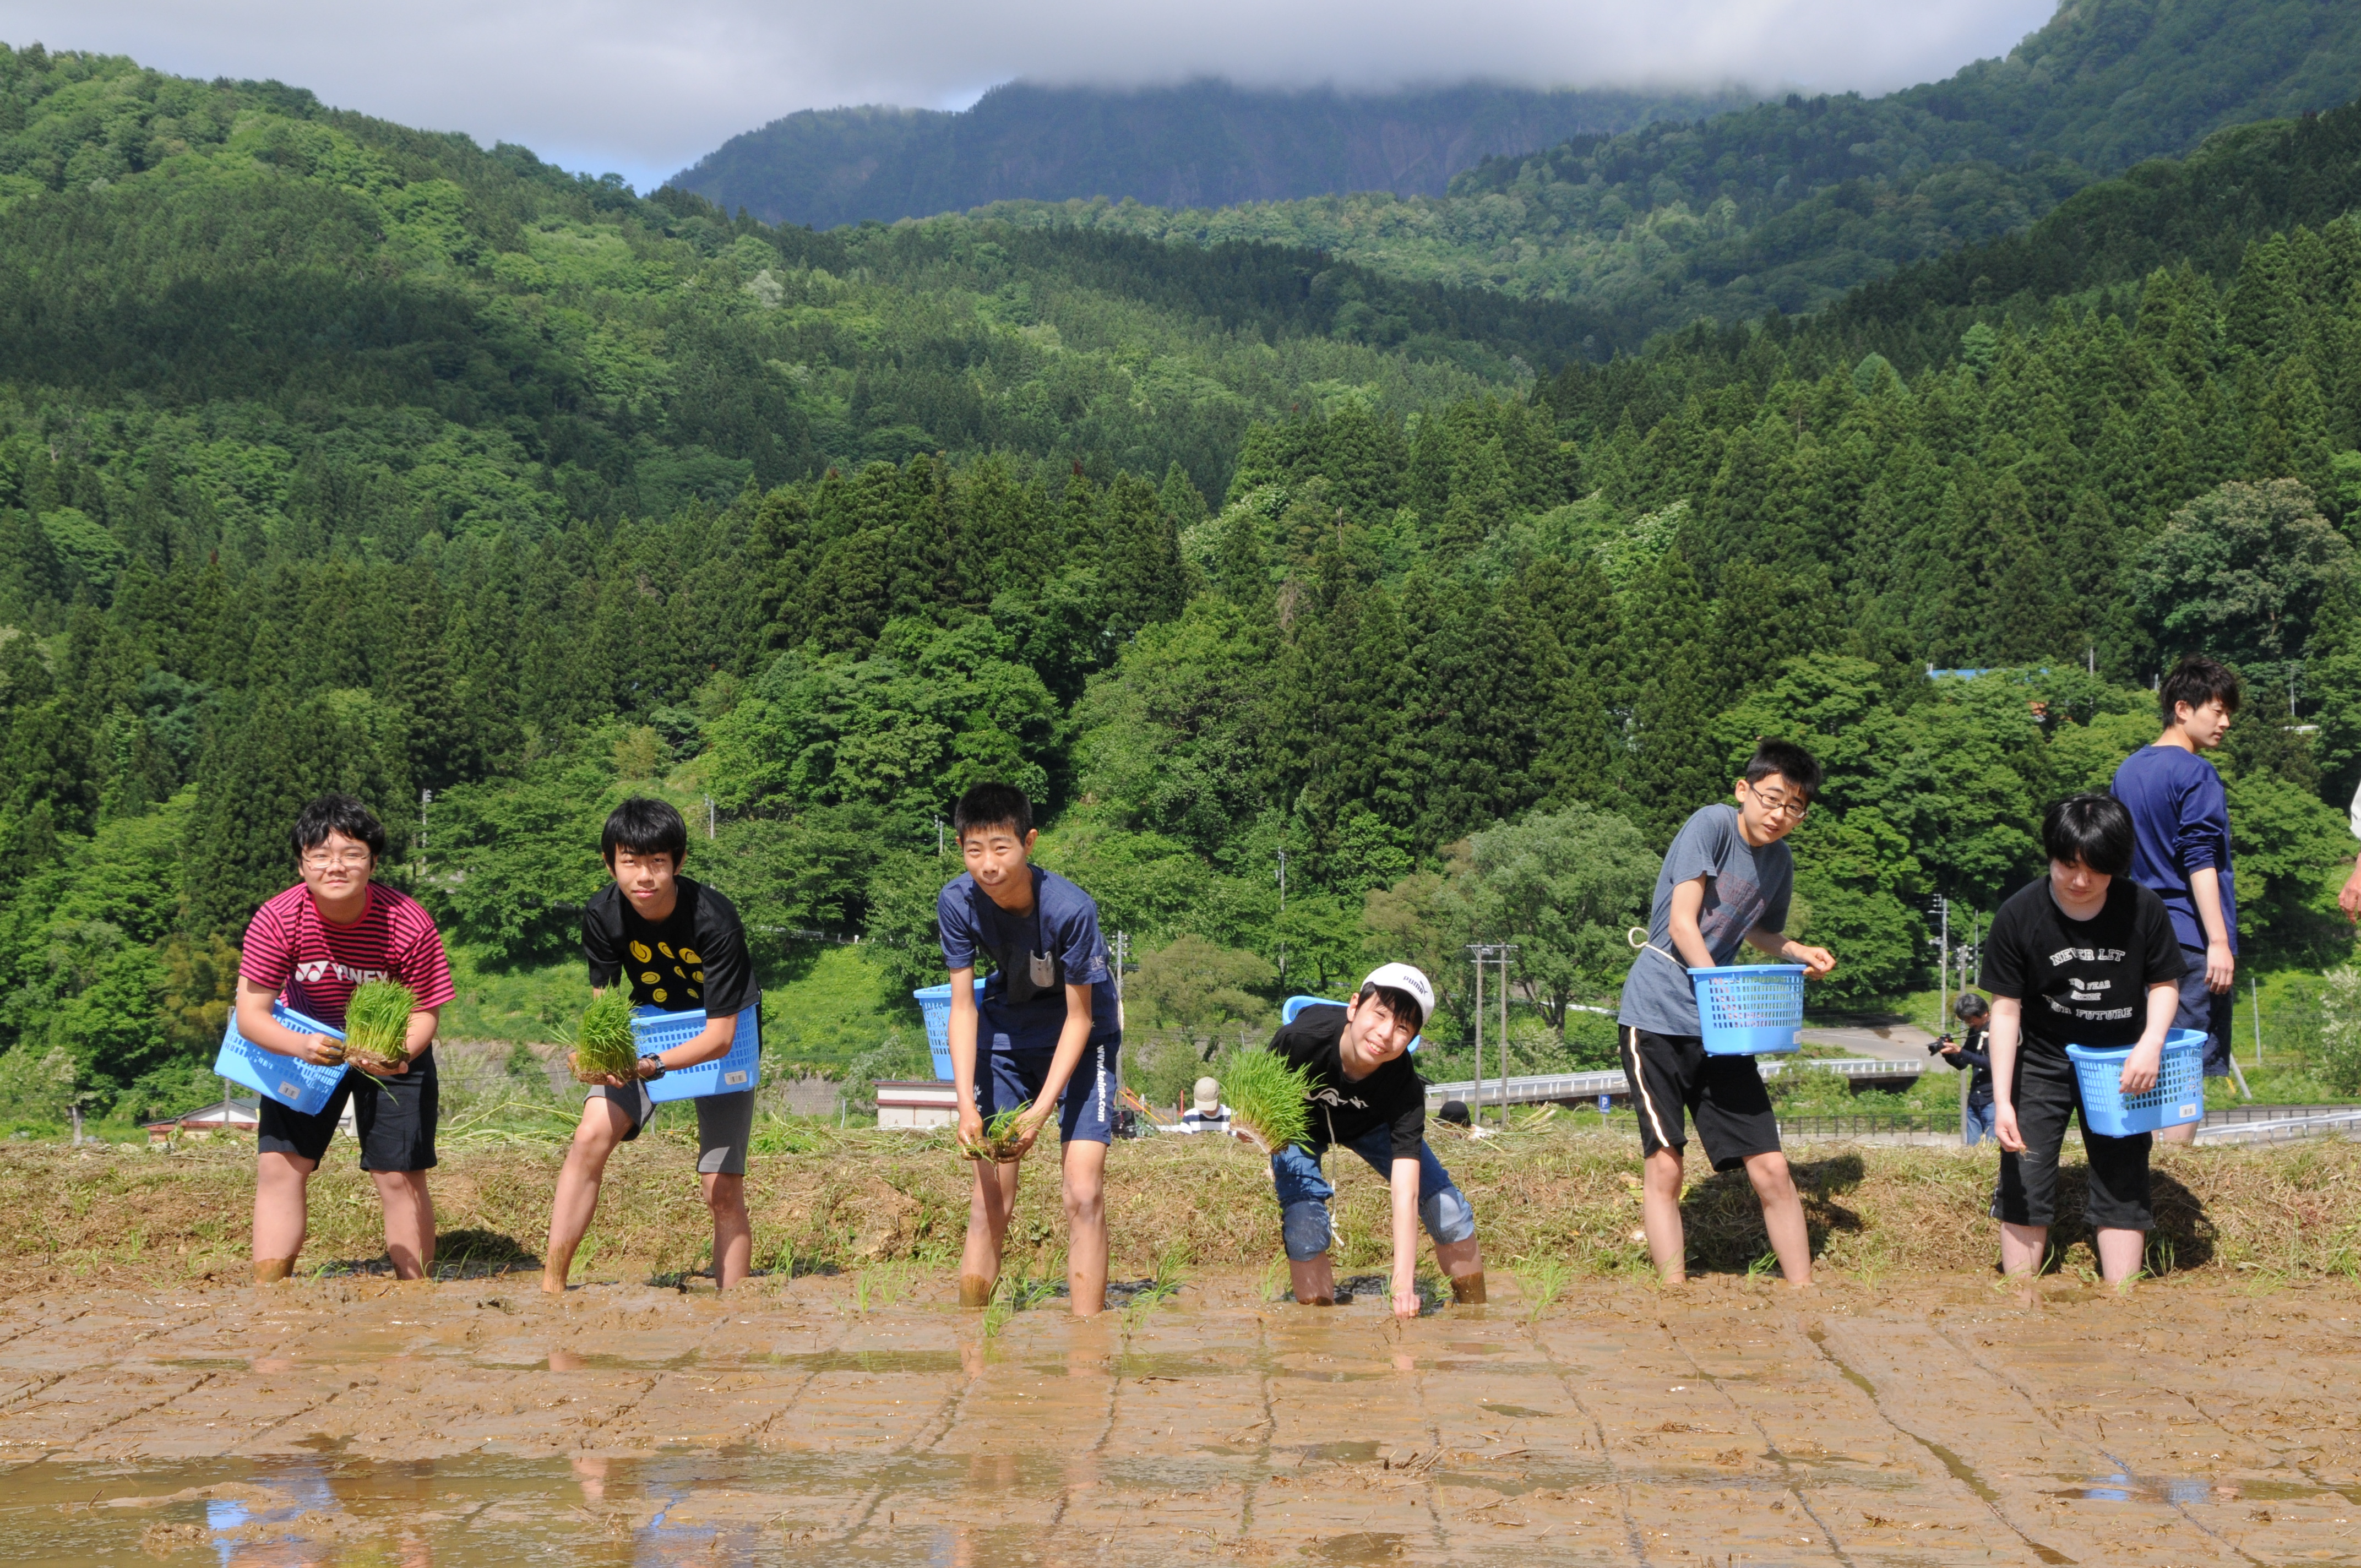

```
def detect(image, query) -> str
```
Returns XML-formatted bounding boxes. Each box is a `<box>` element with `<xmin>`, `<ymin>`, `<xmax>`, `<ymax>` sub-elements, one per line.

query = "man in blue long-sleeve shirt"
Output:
<box><xmin>2112</xmin><ymin>655</ymin><xmax>2240</xmax><ymax>1142</ymax></box>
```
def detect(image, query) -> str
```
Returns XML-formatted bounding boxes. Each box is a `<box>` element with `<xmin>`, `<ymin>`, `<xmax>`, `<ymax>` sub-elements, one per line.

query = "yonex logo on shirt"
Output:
<box><xmin>295</xmin><ymin>959</ymin><xmax>390</xmax><ymax>986</ymax></box>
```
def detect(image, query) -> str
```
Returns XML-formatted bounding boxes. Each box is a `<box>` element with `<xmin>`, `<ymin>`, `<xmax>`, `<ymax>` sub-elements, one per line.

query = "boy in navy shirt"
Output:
<box><xmin>2112</xmin><ymin>655</ymin><xmax>2239</xmax><ymax>1144</ymax></box>
<box><xmin>939</xmin><ymin>783</ymin><xmax>1122</xmax><ymax>1315</ymax></box>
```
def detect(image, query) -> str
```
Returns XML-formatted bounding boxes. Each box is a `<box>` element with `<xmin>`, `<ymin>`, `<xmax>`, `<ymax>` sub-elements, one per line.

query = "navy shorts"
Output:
<box><xmin>974</xmin><ymin>1038</ymin><xmax>1121</xmax><ymax>1145</ymax></box>
<box><xmin>2173</xmin><ymin>954</ymin><xmax>2236</xmax><ymax>1078</ymax></box>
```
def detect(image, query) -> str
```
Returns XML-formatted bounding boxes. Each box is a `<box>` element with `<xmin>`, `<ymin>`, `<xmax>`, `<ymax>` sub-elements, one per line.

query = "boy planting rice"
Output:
<box><xmin>1981</xmin><ymin>793</ymin><xmax>2185</xmax><ymax>1287</ymax></box>
<box><xmin>238</xmin><ymin>794</ymin><xmax>455</xmax><ymax>1283</ymax></box>
<box><xmin>542</xmin><ymin>798</ymin><xmax>760</xmax><ymax>1293</ymax></box>
<box><xmin>1263</xmin><ymin>964</ymin><xmax>1484</xmax><ymax>1316</ymax></box>
<box><xmin>940</xmin><ymin>782</ymin><xmax>1122</xmax><ymax>1316</ymax></box>
<box><xmin>1617</xmin><ymin>739</ymin><xmax>1836</xmax><ymax>1287</ymax></box>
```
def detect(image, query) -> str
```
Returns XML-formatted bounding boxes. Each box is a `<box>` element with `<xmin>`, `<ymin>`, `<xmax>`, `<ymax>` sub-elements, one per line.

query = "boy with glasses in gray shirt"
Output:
<box><xmin>1615</xmin><ymin>739</ymin><xmax>1837</xmax><ymax>1286</ymax></box>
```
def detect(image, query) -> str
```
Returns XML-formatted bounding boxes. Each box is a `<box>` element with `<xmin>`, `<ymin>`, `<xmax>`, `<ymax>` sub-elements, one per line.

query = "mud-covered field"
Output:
<box><xmin>3</xmin><ymin>1137</ymin><xmax>2360</xmax><ymax>1564</ymax></box>
<box><xmin>2</xmin><ymin>1268</ymin><xmax>2358</xmax><ymax>1565</ymax></box>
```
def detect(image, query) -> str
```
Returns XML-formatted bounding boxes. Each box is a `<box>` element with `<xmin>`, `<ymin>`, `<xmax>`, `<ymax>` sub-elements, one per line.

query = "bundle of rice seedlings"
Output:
<box><xmin>341</xmin><ymin>981</ymin><xmax>417</xmax><ymax>1071</ymax></box>
<box><xmin>571</xmin><ymin>994</ymin><xmax>640</xmax><ymax>1082</ymax></box>
<box><xmin>961</xmin><ymin>1102</ymin><xmax>1032</xmax><ymax>1163</ymax></box>
<box><xmin>1221</xmin><ymin>1050</ymin><xmax>1314</xmax><ymax>1155</ymax></box>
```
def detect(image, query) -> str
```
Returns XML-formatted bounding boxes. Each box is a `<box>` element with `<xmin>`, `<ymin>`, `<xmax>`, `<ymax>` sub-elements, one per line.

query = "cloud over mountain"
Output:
<box><xmin>2</xmin><ymin>0</ymin><xmax>2057</xmax><ymax>189</ymax></box>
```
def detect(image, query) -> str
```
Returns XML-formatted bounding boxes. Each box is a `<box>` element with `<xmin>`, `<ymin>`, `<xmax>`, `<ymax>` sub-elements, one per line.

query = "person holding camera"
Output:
<box><xmin>1935</xmin><ymin>992</ymin><xmax>1996</xmax><ymax>1146</ymax></box>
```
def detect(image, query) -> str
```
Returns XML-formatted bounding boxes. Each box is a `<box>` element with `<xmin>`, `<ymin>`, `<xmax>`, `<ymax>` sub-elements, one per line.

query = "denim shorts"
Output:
<box><xmin>1269</xmin><ymin>1125</ymin><xmax>1475</xmax><ymax>1260</ymax></box>
<box><xmin>972</xmin><ymin>1037</ymin><xmax>1122</xmax><ymax>1145</ymax></box>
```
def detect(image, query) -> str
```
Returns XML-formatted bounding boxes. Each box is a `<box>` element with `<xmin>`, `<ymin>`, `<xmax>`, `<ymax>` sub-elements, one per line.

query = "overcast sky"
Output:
<box><xmin>3</xmin><ymin>0</ymin><xmax>2061</xmax><ymax>192</ymax></box>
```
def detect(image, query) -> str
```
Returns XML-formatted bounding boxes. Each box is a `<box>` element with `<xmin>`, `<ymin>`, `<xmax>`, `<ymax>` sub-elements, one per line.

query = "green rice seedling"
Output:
<box><xmin>1513</xmin><ymin>1255</ymin><xmax>1572</xmax><ymax>1325</ymax></box>
<box><xmin>341</xmin><ymin>981</ymin><xmax>417</xmax><ymax>1071</ymax></box>
<box><xmin>1219</xmin><ymin>1050</ymin><xmax>1314</xmax><ymax>1155</ymax></box>
<box><xmin>572</xmin><ymin>994</ymin><xmax>640</xmax><ymax>1082</ymax></box>
<box><xmin>960</xmin><ymin>1102</ymin><xmax>1032</xmax><ymax>1163</ymax></box>
<box><xmin>1120</xmin><ymin>1248</ymin><xmax>1188</xmax><ymax>1337</ymax></box>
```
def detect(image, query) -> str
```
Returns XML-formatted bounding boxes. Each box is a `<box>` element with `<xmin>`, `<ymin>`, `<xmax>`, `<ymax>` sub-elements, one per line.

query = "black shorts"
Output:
<box><xmin>1621</xmin><ymin>1026</ymin><xmax>1781</xmax><ymax>1172</ymax></box>
<box><xmin>1994</xmin><ymin>1041</ymin><xmax>2151</xmax><ymax>1232</ymax></box>
<box><xmin>257</xmin><ymin>1050</ymin><xmax>439</xmax><ymax>1172</ymax></box>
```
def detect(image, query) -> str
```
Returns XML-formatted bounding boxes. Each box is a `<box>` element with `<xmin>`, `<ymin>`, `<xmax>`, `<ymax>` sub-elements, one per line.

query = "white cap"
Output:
<box><xmin>1358</xmin><ymin>963</ymin><xmax>1436</xmax><ymax>1033</ymax></box>
<box><xmin>1193</xmin><ymin>1077</ymin><xmax>1222</xmax><ymax>1115</ymax></box>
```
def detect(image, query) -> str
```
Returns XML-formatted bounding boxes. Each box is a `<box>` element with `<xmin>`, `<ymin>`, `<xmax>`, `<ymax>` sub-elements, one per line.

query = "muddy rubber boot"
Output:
<box><xmin>1449</xmin><ymin>1271</ymin><xmax>1487</xmax><ymax>1305</ymax></box>
<box><xmin>253</xmin><ymin>1257</ymin><xmax>296</xmax><ymax>1286</ymax></box>
<box><xmin>1297</xmin><ymin>1294</ymin><xmax>1336</xmax><ymax>1308</ymax></box>
<box><xmin>959</xmin><ymin>1273</ymin><xmax>995</xmax><ymax>1309</ymax></box>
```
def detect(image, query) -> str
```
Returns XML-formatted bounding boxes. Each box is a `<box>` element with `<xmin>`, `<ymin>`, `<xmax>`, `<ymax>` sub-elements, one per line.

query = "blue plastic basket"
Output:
<box><xmin>1690</xmin><ymin>964</ymin><xmax>1806</xmax><ymax>1055</ymax></box>
<box><xmin>630</xmin><ymin>1003</ymin><xmax>762</xmax><ymax>1103</ymax></box>
<box><xmin>913</xmin><ymin>980</ymin><xmax>990</xmax><ymax>1081</ymax></box>
<box><xmin>1281</xmin><ymin>994</ymin><xmax>1420</xmax><ymax>1052</ymax></box>
<box><xmin>214</xmin><ymin>1003</ymin><xmax>349</xmax><ymax>1114</ymax></box>
<box><xmin>2066</xmin><ymin>1028</ymin><xmax>2207</xmax><ymax>1136</ymax></box>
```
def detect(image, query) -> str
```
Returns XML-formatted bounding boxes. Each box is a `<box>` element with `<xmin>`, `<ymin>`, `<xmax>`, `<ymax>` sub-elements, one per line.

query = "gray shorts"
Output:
<box><xmin>586</xmin><ymin>1084</ymin><xmax>755</xmax><ymax>1175</ymax></box>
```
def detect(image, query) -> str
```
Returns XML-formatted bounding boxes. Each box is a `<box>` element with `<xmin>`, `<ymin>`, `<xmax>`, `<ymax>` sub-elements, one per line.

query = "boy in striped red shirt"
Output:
<box><xmin>235</xmin><ymin>794</ymin><xmax>455</xmax><ymax>1283</ymax></box>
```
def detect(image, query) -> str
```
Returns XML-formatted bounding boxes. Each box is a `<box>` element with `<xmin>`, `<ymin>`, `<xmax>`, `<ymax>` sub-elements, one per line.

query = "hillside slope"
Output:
<box><xmin>0</xmin><ymin>42</ymin><xmax>1595</xmax><ymax>532</ymax></box>
<box><xmin>976</xmin><ymin>0</ymin><xmax>2361</xmax><ymax>351</ymax></box>
<box><xmin>669</xmin><ymin>79</ymin><xmax>1759</xmax><ymax>228</ymax></box>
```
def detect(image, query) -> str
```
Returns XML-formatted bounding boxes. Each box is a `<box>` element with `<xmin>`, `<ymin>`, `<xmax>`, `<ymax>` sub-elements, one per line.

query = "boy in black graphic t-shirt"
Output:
<box><xmin>1981</xmin><ymin>793</ymin><xmax>2185</xmax><ymax>1287</ymax></box>
<box><xmin>543</xmin><ymin>798</ymin><xmax>760</xmax><ymax>1293</ymax></box>
<box><xmin>1265</xmin><ymin>964</ymin><xmax>1485</xmax><ymax>1317</ymax></box>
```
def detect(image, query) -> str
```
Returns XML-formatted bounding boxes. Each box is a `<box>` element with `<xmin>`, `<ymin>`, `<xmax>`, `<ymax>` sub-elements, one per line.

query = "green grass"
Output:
<box><xmin>572</xmin><ymin>995</ymin><xmax>639</xmax><ymax>1081</ymax></box>
<box><xmin>1218</xmin><ymin>1049</ymin><xmax>1315</xmax><ymax>1155</ymax></box>
<box><xmin>961</xmin><ymin>1102</ymin><xmax>1031</xmax><ymax>1163</ymax></box>
<box><xmin>342</xmin><ymin>982</ymin><xmax>417</xmax><ymax>1070</ymax></box>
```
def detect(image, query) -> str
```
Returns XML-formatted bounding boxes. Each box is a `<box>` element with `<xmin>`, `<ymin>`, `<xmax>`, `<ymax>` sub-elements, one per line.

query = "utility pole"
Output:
<box><xmin>1466</xmin><ymin>943</ymin><xmax>1516</xmax><ymax>1129</ymax></box>
<box><xmin>1497</xmin><ymin>945</ymin><xmax>1513</xmax><ymax>1129</ymax></box>
<box><xmin>1468</xmin><ymin>946</ymin><xmax>1484</xmax><ymax>1130</ymax></box>
<box><xmin>934</xmin><ymin>815</ymin><xmax>944</xmax><ymax>857</ymax></box>
<box><xmin>418</xmin><ymin>788</ymin><xmax>432</xmax><ymax>878</ymax></box>
<box><xmin>2251</xmin><ymin>973</ymin><xmax>2263</xmax><ymax>1066</ymax></box>
<box><xmin>1276</xmin><ymin>846</ymin><xmax>1287</xmax><ymax>983</ymax></box>
<box><xmin>1932</xmin><ymin>895</ymin><xmax>1965</xmax><ymax>1147</ymax></box>
<box><xmin>705</xmin><ymin>794</ymin><xmax>716</xmax><ymax>841</ymax></box>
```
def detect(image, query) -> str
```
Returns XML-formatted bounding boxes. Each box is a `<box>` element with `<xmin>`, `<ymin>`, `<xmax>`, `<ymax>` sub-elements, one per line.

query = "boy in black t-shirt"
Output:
<box><xmin>1981</xmin><ymin>793</ymin><xmax>2186</xmax><ymax>1287</ymax></box>
<box><xmin>1266</xmin><ymin>964</ymin><xmax>1484</xmax><ymax>1317</ymax></box>
<box><xmin>542</xmin><ymin>798</ymin><xmax>761</xmax><ymax>1294</ymax></box>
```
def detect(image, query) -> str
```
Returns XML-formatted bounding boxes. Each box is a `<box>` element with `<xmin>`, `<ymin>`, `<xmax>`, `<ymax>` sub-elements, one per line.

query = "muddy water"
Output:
<box><xmin>1</xmin><ymin>1271</ymin><xmax>2357</xmax><ymax>1565</ymax></box>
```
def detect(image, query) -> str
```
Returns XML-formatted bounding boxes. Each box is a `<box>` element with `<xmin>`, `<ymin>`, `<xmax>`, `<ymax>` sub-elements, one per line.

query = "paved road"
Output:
<box><xmin>1799</xmin><ymin>1020</ymin><xmax>1940</xmax><ymax>1063</ymax></box>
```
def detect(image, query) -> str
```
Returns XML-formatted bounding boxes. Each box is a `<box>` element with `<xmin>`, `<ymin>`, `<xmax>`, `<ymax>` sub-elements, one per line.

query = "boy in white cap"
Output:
<box><xmin>1263</xmin><ymin>963</ymin><xmax>1483</xmax><ymax>1316</ymax></box>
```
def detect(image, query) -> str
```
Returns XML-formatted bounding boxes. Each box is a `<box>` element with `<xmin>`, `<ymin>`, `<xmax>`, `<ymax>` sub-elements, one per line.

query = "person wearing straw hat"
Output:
<box><xmin>1265</xmin><ymin>963</ymin><xmax>1484</xmax><ymax>1316</ymax></box>
<box><xmin>1615</xmin><ymin>739</ymin><xmax>1836</xmax><ymax>1287</ymax></box>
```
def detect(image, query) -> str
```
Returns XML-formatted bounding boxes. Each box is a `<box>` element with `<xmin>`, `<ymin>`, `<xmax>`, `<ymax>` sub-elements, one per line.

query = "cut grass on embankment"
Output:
<box><xmin>8</xmin><ymin>1132</ymin><xmax>2361</xmax><ymax>1295</ymax></box>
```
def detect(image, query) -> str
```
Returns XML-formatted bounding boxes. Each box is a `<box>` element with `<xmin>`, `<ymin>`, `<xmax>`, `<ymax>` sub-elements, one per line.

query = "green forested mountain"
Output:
<box><xmin>670</xmin><ymin>79</ymin><xmax>1761</xmax><ymax>229</ymax></box>
<box><xmin>7</xmin><ymin>40</ymin><xmax>2361</xmax><ymax>1131</ymax></box>
<box><xmin>972</xmin><ymin>0</ymin><xmax>2361</xmax><ymax>350</ymax></box>
<box><xmin>0</xmin><ymin>41</ymin><xmax>1586</xmax><ymax>533</ymax></box>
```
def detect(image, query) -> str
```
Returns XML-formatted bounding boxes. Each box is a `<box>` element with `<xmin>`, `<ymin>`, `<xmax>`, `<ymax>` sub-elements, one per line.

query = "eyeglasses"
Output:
<box><xmin>300</xmin><ymin>850</ymin><xmax>373</xmax><ymax>870</ymax></box>
<box><xmin>1747</xmin><ymin>790</ymin><xmax>1809</xmax><ymax>820</ymax></box>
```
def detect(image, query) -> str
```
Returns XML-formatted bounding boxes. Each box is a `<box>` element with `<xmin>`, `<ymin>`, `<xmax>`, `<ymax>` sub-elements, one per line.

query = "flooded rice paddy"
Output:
<box><xmin>0</xmin><ymin>1269</ymin><xmax>2355</xmax><ymax>1565</ymax></box>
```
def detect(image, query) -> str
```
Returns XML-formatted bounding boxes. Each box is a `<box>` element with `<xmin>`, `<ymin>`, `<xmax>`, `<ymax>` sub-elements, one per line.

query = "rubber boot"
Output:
<box><xmin>1449</xmin><ymin>1271</ymin><xmax>1487</xmax><ymax>1305</ymax></box>
<box><xmin>959</xmin><ymin>1273</ymin><xmax>995</xmax><ymax>1309</ymax></box>
<box><xmin>253</xmin><ymin>1257</ymin><xmax>296</xmax><ymax>1286</ymax></box>
<box><xmin>1297</xmin><ymin>1294</ymin><xmax>1336</xmax><ymax>1308</ymax></box>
